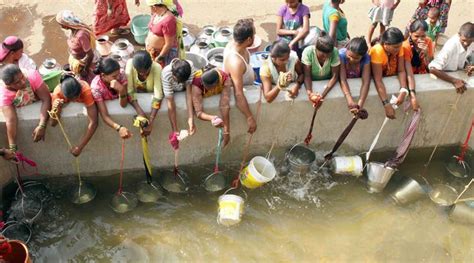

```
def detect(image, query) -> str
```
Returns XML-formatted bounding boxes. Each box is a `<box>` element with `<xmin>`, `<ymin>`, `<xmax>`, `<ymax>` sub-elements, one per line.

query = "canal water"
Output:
<box><xmin>9</xmin><ymin>147</ymin><xmax>474</xmax><ymax>262</ymax></box>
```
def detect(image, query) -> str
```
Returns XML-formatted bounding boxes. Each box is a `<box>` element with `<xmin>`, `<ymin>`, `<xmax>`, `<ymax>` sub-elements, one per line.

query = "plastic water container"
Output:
<box><xmin>217</xmin><ymin>194</ymin><xmax>244</xmax><ymax>226</ymax></box>
<box><xmin>250</xmin><ymin>52</ymin><xmax>269</xmax><ymax>84</ymax></box>
<box><xmin>240</xmin><ymin>156</ymin><xmax>276</xmax><ymax>189</ymax></box>
<box><xmin>331</xmin><ymin>156</ymin><xmax>363</xmax><ymax>177</ymax></box>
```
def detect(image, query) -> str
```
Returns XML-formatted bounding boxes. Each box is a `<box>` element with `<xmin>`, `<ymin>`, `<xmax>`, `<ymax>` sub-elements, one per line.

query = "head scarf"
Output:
<box><xmin>56</xmin><ymin>10</ymin><xmax>92</xmax><ymax>32</ymax></box>
<box><xmin>146</xmin><ymin>0</ymin><xmax>175</xmax><ymax>9</ymax></box>
<box><xmin>0</xmin><ymin>36</ymin><xmax>24</xmax><ymax>62</ymax></box>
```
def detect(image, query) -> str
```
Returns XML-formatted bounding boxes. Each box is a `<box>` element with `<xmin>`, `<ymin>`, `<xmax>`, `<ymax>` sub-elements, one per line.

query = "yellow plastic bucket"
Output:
<box><xmin>331</xmin><ymin>156</ymin><xmax>364</xmax><ymax>177</ymax></box>
<box><xmin>217</xmin><ymin>194</ymin><xmax>244</xmax><ymax>226</ymax></box>
<box><xmin>240</xmin><ymin>156</ymin><xmax>276</xmax><ymax>189</ymax></box>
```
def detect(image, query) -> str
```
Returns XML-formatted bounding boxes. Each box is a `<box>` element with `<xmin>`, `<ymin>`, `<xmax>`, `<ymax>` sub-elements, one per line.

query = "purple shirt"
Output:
<box><xmin>277</xmin><ymin>4</ymin><xmax>311</xmax><ymax>42</ymax></box>
<box><xmin>339</xmin><ymin>48</ymin><xmax>370</xmax><ymax>79</ymax></box>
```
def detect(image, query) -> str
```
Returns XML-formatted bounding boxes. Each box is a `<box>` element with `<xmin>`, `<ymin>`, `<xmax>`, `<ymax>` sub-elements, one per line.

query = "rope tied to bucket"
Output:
<box><xmin>233</xmin><ymin>87</ymin><xmax>263</xmax><ymax>189</ymax></box>
<box><xmin>117</xmin><ymin>139</ymin><xmax>125</xmax><ymax>196</ymax></box>
<box><xmin>10</xmin><ymin>152</ymin><xmax>38</xmax><ymax>177</ymax></box>
<box><xmin>214</xmin><ymin>128</ymin><xmax>223</xmax><ymax>173</ymax></box>
<box><xmin>455</xmin><ymin>117</ymin><xmax>473</xmax><ymax>163</ymax></box>
<box><xmin>304</xmin><ymin>94</ymin><xmax>323</xmax><ymax>145</ymax></box>
<box><xmin>48</xmin><ymin>108</ymin><xmax>83</xmax><ymax>187</ymax></box>
<box><xmin>324</xmin><ymin>109</ymin><xmax>368</xmax><ymax>160</ymax></box>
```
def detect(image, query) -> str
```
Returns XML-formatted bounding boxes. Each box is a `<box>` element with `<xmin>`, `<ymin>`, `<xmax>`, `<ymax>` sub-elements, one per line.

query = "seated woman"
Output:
<box><xmin>322</xmin><ymin>0</ymin><xmax>349</xmax><ymax>48</ymax></box>
<box><xmin>403</xmin><ymin>20</ymin><xmax>434</xmax><ymax>75</ymax></box>
<box><xmin>191</xmin><ymin>67</ymin><xmax>231</xmax><ymax>146</ymax></box>
<box><xmin>56</xmin><ymin>10</ymin><xmax>97</xmax><ymax>84</ymax></box>
<box><xmin>429</xmin><ymin>22</ymin><xmax>473</xmax><ymax>94</ymax></box>
<box><xmin>0</xmin><ymin>36</ymin><xmax>37</xmax><ymax>71</ymax></box>
<box><xmin>369</xmin><ymin>27</ymin><xmax>419</xmax><ymax>119</ymax></box>
<box><xmin>276</xmin><ymin>0</ymin><xmax>310</xmax><ymax>54</ymax></box>
<box><xmin>338</xmin><ymin>37</ymin><xmax>371</xmax><ymax>115</ymax></box>
<box><xmin>145</xmin><ymin>0</ymin><xmax>182</xmax><ymax>67</ymax></box>
<box><xmin>301</xmin><ymin>31</ymin><xmax>341</xmax><ymax>106</ymax></box>
<box><xmin>0</xmin><ymin>64</ymin><xmax>51</xmax><ymax>152</ymax></box>
<box><xmin>126</xmin><ymin>51</ymin><xmax>163</xmax><ymax>135</ymax></box>
<box><xmin>91</xmin><ymin>58</ymin><xmax>132</xmax><ymax>139</ymax></box>
<box><xmin>260</xmin><ymin>40</ymin><xmax>303</xmax><ymax>103</ymax></box>
<box><xmin>50</xmin><ymin>75</ymin><xmax>98</xmax><ymax>156</ymax></box>
<box><xmin>162</xmin><ymin>59</ymin><xmax>196</xmax><ymax>136</ymax></box>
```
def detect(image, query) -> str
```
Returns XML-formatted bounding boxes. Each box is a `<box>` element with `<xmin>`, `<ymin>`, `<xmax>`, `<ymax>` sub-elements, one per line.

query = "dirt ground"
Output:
<box><xmin>0</xmin><ymin>0</ymin><xmax>473</xmax><ymax>66</ymax></box>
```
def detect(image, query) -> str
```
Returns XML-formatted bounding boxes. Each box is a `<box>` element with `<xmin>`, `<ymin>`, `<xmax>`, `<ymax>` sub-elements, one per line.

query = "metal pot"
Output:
<box><xmin>449</xmin><ymin>202</ymin><xmax>474</xmax><ymax>224</ymax></box>
<box><xmin>366</xmin><ymin>162</ymin><xmax>397</xmax><ymax>193</ymax></box>
<box><xmin>286</xmin><ymin>144</ymin><xmax>316</xmax><ymax>175</ymax></box>
<box><xmin>39</xmin><ymin>58</ymin><xmax>61</xmax><ymax>76</ymax></box>
<box><xmin>185</xmin><ymin>52</ymin><xmax>208</xmax><ymax>70</ymax></box>
<box><xmin>206</xmin><ymin>47</ymin><xmax>225</xmax><ymax>69</ymax></box>
<box><xmin>109</xmin><ymin>53</ymin><xmax>126</xmax><ymax>70</ymax></box>
<box><xmin>190</xmin><ymin>39</ymin><xmax>210</xmax><ymax>57</ymax></box>
<box><xmin>212</xmin><ymin>26</ymin><xmax>233</xmax><ymax>47</ymax></box>
<box><xmin>198</xmin><ymin>25</ymin><xmax>217</xmax><ymax>45</ymax></box>
<box><xmin>389</xmin><ymin>177</ymin><xmax>426</xmax><ymax>205</ymax></box>
<box><xmin>182</xmin><ymin>26</ymin><xmax>196</xmax><ymax>51</ymax></box>
<box><xmin>111</xmin><ymin>38</ymin><xmax>135</xmax><ymax>62</ymax></box>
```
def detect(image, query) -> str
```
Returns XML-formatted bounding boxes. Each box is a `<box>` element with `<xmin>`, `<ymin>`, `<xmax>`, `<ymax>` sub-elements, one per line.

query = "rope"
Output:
<box><xmin>15</xmin><ymin>164</ymin><xmax>25</xmax><ymax>196</ymax></box>
<box><xmin>117</xmin><ymin>139</ymin><xmax>125</xmax><ymax>195</ymax></box>
<box><xmin>232</xmin><ymin>88</ymin><xmax>263</xmax><ymax>189</ymax></box>
<box><xmin>304</xmin><ymin>104</ymin><xmax>320</xmax><ymax>145</ymax></box>
<box><xmin>48</xmin><ymin>109</ymin><xmax>82</xmax><ymax>186</ymax></box>
<box><xmin>324</xmin><ymin>109</ymin><xmax>369</xmax><ymax>160</ymax></box>
<box><xmin>141</xmin><ymin>136</ymin><xmax>153</xmax><ymax>183</ymax></box>
<box><xmin>366</xmin><ymin>117</ymin><xmax>389</xmax><ymax>163</ymax></box>
<box><xmin>456</xmin><ymin>117</ymin><xmax>474</xmax><ymax>162</ymax></box>
<box><xmin>385</xmin><ymin>110</ymin><xmax>422</xmax><ymax>168</ymax></box>
<box><xmin>424</xmin><ymin>94</ymin><xmax>462</xmax><ymax>167</ymax></box>
<box><xmin>214</xmin><ymin>128</ymin><xmax>223</xmax><ymax>173</ymax></box>
<box><xmin>454</xmin><ymin>179</ymin><xmax>474</xmax><ymax>203</ymax></box>
<box><xmin>11</xmin><ymin>152</ymin><xmax>38</xmax><ymax>177</ymax></box>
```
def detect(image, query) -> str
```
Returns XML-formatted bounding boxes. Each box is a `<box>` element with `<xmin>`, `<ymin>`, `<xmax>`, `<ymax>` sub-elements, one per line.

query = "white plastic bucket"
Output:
<box><xmin>331</xmin><ymin>156</ymin><xmax>363</xmax><ymax>176</ymax></box>
<box><xmin>217</xmin><ymin>194</ymin><xmax>244</xmax><ymax>226</ymax></box>
<box><xmin>240</xmin><ymin>156</ymin><xmax>276</xmax><ymax>189</ymax></box>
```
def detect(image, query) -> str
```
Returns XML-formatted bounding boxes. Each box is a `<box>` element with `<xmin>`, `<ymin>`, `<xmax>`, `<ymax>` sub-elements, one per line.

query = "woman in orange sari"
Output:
<box><xmin>93</xmin><ymin>0</ymin><xmax>140</xmax><ymax>36</ymax></box>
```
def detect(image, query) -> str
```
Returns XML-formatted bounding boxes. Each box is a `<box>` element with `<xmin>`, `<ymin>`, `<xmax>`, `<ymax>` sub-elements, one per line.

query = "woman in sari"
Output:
<box><xmin>56</xmin><ymin>10</ymin><xmax>97</xmax><ymax>84</ymax></box>
<box><xmin>93</xmin><ymin>0</ymin><xmax>140</xmax><ymax>36</ymax></box>
<box><xmin>145</xmin><ymin>0</ymin><xmax>184</xmax><ymax>67</ymax></box>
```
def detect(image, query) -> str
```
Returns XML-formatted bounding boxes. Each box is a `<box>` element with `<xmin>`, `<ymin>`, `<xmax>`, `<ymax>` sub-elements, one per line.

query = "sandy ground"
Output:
<box><xmin>0</xmin><ymin>0</ymin><xmax>473</xmax><ymax>67</ymax></box>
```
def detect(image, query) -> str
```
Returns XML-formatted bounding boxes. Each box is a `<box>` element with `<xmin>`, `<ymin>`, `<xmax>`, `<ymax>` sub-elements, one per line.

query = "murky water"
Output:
<box><xmin>6</xmin><ymin>147</ymin><xmax>474</xmax><ymax>262</ymax></box>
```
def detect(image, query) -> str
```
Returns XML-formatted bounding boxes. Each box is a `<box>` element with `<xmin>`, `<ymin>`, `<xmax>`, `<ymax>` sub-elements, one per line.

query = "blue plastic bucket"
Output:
<box><xmin>250</xmin><ymin>51</ymin><xmax>269</xmax><ymax>84</ymax></box>
<box><xmin>131</xmin><ymin>26</ymin><xmax>148</xmax><ymax>45</ymax></box>
<box><xmin>131</xmin><ymin>15</ymin><xmax>151</xmax><ymax>36</ymax></box>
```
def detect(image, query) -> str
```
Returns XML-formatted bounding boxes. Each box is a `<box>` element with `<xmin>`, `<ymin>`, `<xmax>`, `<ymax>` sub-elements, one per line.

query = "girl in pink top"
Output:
<box><xmin>0</xmin><ymin>64</ymin><xmax>51</xmax><ymax>151</ymax></box>
<box><xmin>91</xmin><ymin>58</ymin><xmax>132</xmax><ymax>139</ymax></box>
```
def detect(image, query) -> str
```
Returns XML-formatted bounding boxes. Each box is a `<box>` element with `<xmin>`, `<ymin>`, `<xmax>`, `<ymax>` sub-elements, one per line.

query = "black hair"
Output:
<box><xmin>270</xmin><ymin>40</ymin><xmax>291</xmax><ymax>58</ymax></box>
<box><xmin>233</xmin><ymin>19</ymin><xmax>255</xmax><ymax>44</ymax></box>
<box><xmin>428</xmin><ymin>7</ymin><xmax>440</xmax><ymax>17</ymax></box>
<box><xmin>0</xmin><ymin>64</ymin><xmax>21</xmax><ymax>85</ymax></box>
<box><xmin>380</xmin><ymin>27</ymin><xmax>404</xmax><ymax>45</ymax></box>
<box><xmin>315</xmin><ymin>31</ymin><xmax>334</xmax><ymax>53</ymax></box>
<box><xmin>132</xmin><ymin>51</ymin><xmax>153</xmax><ymax>71</ymax></box>
<box><xmin>409</xmin><ymin>20</ymin><xmax>429</xmax><ymax>33</ymax></box>
<box><xmin>60</xmin><ymin>74</ymin><xmax>82</xmax><ymax>99</ymax></box>
<box><xmin>201</xmin><ymin>67</ymin><xmax>219</xmax><ymax>87</ymax></box>
<box><xmin>347</xmin><ymin>37</ymin><xmax>368</xmax><ymax>56</ymax></box>
<box><xmin>459</xmin><ymin>22</ymin><xmax>474</xmax><ymax>38</ymax></box>
<box><xmin>93</xmin><ymin>57</ymin><xmax>120</xmax><ymax>75</ymax></box>
<box><xmin>171</xmin><ymin>59</ymin><xmax>192</xmax><ymax>83</ymax></box>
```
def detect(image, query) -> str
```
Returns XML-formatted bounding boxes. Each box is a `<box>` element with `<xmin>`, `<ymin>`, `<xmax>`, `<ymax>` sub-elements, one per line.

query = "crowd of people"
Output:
<box><xmin>0</xmin><ymin>0</ymin><xmax>473</xmax><ymax>162</ymax></box>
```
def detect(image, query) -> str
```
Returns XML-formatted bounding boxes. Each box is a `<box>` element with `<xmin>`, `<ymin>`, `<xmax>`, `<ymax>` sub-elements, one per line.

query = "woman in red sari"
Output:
<box><xmin>93</xmin><ymin>0</ymin><xmax>140</xmax><ymax>36</ymax></box>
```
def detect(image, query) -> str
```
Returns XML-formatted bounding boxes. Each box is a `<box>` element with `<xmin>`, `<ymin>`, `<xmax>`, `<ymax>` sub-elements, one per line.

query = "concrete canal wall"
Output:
<box><xmin>0</xmin><ymin>71</ymin><xmax>473</xmax><ymax>189</ymax></box>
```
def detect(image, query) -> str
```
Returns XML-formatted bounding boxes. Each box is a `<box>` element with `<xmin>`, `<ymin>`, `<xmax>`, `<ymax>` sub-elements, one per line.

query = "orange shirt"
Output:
<box><xmin>51</xmin><ymin>80</ymin><xmax>95</xmax><ymax>107</ymax></box>
<box><xmin>369</xmin><ymin>44</ymin><xmax>404</xmax><ymax>77</ymax></box>
<box><xmin>402</xmin><ymin>38</ymin><xmax>434</xmax><ymax>74</ymax></box>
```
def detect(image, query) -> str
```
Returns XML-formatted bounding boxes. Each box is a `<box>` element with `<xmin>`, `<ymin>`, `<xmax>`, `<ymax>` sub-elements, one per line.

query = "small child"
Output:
<box><xmin>367</xmin><ymin>0</ymin><xmax>401</xmax><ymax>47</ymax></box>
<box><xmin>426</xmin><ymin>7</ymin><xmax>441</xmax><ymax>43</ymax></box>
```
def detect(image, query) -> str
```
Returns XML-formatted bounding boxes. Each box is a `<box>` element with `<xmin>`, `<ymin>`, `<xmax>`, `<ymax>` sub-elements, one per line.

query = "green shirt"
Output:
<box><xmin>322</xmin><ymin>0</ymin><xmax>348</xmax><ymax>42</ymax></box>
<box><xmin>426</xmin><ymin>19</ymin><xmax>441</xmax><ymax>42</ymax></box>
<box><xmin>301</xmin><ymin>46</ymin><xmax>340</xmax><ymax>80</ymax></box>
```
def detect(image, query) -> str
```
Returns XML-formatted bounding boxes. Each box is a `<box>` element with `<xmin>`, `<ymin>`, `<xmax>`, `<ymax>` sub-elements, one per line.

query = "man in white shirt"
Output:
<box><xmin>429</xmin><ymin>22</ymin><xmax>473</xmax><ymax>93</ymax></box>
<box><xmin>0</xmin><ymin>36</ymin><xmax>37</xmax><ymax>71</ymax></box>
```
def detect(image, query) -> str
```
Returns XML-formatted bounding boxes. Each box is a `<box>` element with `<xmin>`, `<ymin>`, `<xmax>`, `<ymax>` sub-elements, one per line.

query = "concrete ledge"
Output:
<box><xmin>0</xmin><ymin>71</ymin><xmax>473</xmax><ymax>186</ymax></box>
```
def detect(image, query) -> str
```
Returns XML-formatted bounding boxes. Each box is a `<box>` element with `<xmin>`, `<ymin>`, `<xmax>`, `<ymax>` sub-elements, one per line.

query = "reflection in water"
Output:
<box><xmin>11</xmin><ymin>147</ymin><xmax>474</xmax><ymax>262</ymax></box>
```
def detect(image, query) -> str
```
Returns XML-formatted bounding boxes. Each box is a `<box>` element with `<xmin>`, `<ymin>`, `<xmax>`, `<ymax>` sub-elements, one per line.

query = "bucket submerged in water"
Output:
<box><xmin>240</xmin><ymin>156</ymin><xmax>276</xmax><ymax>189</ymax></box>
<box><xmin>286</xmin><ymin>145</ymin><xmax>315</xmax><ymax>175</ymax></box>
<box><xmin>366</xmin><ymin>162</ymin><xmax>397</xmax><ymax>193</ymax></box>
<box><xmin>389</xmin><ymin>177</ymin><xmax>426</xmax><ymax>205</ymax></box>
<box><xmin>217</xmin><ymin>194</ymin><xmax>244</xmax><ymax>226</ymax></box>
<box><xmin>449</xmin><ymin>202</ymin><xmax>474</xmax><ymax>224</ymax></box>
<box><xmin>331</xmin><ymin>156</ymin><xmax>363</xmax><ymax>177</ymax></box>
